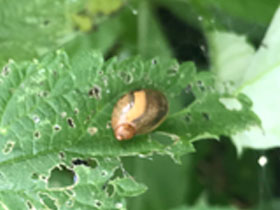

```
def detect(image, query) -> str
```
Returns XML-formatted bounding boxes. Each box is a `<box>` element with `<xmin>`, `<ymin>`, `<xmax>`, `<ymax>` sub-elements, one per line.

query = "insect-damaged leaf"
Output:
<box><xmin>0</xmin><ymin>50</ymin><xmax>259</xmax><ymax>209</ymax></box>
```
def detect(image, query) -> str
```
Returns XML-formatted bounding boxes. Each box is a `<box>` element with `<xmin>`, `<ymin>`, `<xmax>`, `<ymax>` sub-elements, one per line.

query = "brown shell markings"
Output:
<box><xmin>111</xmin><ymin>89</ymin><xmax>168</xmax><ymax>141</ymax></box>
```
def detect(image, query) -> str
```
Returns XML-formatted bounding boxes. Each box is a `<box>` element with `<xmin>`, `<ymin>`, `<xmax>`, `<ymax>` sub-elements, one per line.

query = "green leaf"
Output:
<box><xmin>136</xmin><ymin>0</ymin><xmax>173</xmax><ymax>59</ymax></box>
<box><xmin>252</xmin><ymin>199</ymin><xmax>280</xmax><ymax>210</ymax></box>
<box><xmin>156</xmin><ymin>0</ymin><xmax>278</xmax><ymax>42</ymax></box>
<box><xmin>0</xmin><ymin>50</ymin><xmax>258</xmax><ymax>208</ymax></box>
<box><xmin>65</xmin><ymin>16</ymin><xmax>123</xmax><ymax>59</ymax></box>
<box><xmin>208</xmin><ymin>7</ymin><xmax>280</xmax><ymax>153</ymax></box>
<box><xmin>126</xmin><ymin>155</ymin><xmax>194</xmax><ymax>210</ymax></box>
<box><xmin>207</xmin><ymin>31</ymin><xmax>255</xmax><ymax>89</ymax></box>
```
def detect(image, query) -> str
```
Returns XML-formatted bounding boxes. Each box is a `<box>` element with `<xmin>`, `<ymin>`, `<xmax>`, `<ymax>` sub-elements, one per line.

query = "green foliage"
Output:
<box><xmin>0</xmin><ymin>49</ymin><xmax>259</xmax><ymax>208</ymax></box>
<box><xmin>0</xmin><ymin>0</ymin><xmax>125</xmax><ymax>65</ymax></box>
<box><xmin>208</xmin><ymin>7</ymin><xmax>280</xmax><ymax>153</ymax></box>
<box><xmin>0</xmin><ymin>0</ymin><xmax>279</xmax><ymax>209</ymax></box>
<box><xmin>156</xmin><ymin>0</ymin><xmax>279</xmax><ymax>42</ymax></box>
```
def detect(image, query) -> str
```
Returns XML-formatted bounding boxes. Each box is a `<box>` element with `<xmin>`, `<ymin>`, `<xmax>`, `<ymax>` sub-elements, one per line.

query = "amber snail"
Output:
<box><xmin>111</xmin><ymin>89</ymin><xmax>169</xmax><ymax>141</ymax></box>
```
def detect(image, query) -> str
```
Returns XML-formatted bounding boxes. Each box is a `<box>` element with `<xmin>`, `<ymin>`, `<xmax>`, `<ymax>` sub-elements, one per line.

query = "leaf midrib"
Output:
<box><xmin>235</xmin><ymin>60</ymin><xmax>280</xmax><ymax>95</ymax></box>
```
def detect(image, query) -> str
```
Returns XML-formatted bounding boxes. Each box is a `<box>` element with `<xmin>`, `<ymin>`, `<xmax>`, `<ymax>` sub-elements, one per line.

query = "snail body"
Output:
<box><xmin>111</xmin><ymin>89</ymin><xmax>168</xmax><ymax>141</ymax></box>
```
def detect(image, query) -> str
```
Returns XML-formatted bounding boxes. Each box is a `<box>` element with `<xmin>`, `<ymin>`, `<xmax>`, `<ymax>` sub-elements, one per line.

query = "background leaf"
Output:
<box><xmin>0</xmin><ymin>0</ymin><xmax>83</xmax><ymax>64</ymax></box>
<box><xmin>207</xmin><ymin>7</ymin><xmax>280</xmax><ymax>153</ymax></box>
<box><xmin>207</xmin><ymin>31</ymin><xmax>255</xmax><ymax>89</ymax></box>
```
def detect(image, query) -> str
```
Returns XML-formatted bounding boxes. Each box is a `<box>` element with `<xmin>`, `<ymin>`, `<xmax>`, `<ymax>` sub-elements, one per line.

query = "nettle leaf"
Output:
<box><xmin>0</xmin><ymin>50</ymin><xmax>259</xmax><ymax>209</ymax></box>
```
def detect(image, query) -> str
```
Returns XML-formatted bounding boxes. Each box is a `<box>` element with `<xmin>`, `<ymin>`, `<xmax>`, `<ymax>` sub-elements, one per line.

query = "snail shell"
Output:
<box><xmin>111</xmin><ymin>89</ymin><xmax>168</xmax><ymax>141</ymax></box>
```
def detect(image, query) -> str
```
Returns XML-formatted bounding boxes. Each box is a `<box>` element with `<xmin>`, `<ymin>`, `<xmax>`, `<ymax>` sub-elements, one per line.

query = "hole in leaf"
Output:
<box><xmin>34</xmin><ymin>131</ymin><xmax>41</xmax><ymax>139</ymax></box>
<box><xmin>94</xmin><ymin>200</ymin><xmax>102</xmax><ymax>208</ymax></box>
<box><xmin>74</xmin><ymin>174</ymin><xmax>78</xmax><ymax>183</ymax></box>
<box><xmin>40</xmin><ymin>175</ymin><xmax>47</xmax><ymax>181</ymax></box>
<box><xmin>167</xmin><ymin>66</ymin><xmax>178</xmax><ymax>77</ymax></box>
<box><xmin>67</xmin><ymin>118</ymin><xmax>76</xmax><ymax>128</ymax></box>
<box><xmin>31</xmin><ymin>173</ymin><xmax>39</xmax><ymax>180</ymax></box>
<box><xmin>202</xmin><ymin>112</ymin><xmax>210</xmax><ymax>121</ymax></box>
<box><xmin>72</xmin><ymin>158</ymin><xmax>89</xmax><ymax>166</ymax></box>
<box><xmin>72</xmin><ymin>158</ymin><xmax>98</xmax><ymax>169</ymax></box>
<box><xmin>119</xmin><ymin>72</ymin><xmax>133</xmax><ymax>84</ymax></box>
<box><xmin>59</xmin><ymin>152</ymin><xmax>65</xmax><ymax>159</ymax></box>
<box><xmin>1</xmin><ymin>66</ymin><xmax>11</xmax><ymax>76</ymax></box>
<box><xmin>53</xmin><ymin>124</ymin><xmax>61</xmax><ymax>132</ymax></box>
<box><xmin>197</xmin><ymin>80</ymin><xmax>206</xmax><ymax>91</ymax></box>
<box><xmin>66</xmin><ymin>198</ymin><xmax>74</xmax><ymax>207</ymax></box>
<box><xmin>32</xmin><ymin>115</ymin><xmax>40</xmax><ymax>124</ymax></box>
<box><xmin>74</xmin><ymin>108</ymin><xmax>79</xmax><ymax>115</ymax></box>
<box><xmin>39</xmin><ymin>91</ymin><xmax>49</xmax><ymax>98</ymax></box>
<box><xmin>48</xmin><ymin>165</ymin><xmax>75</xmax><ymax>188</ymax></box>
<box><xmin>101</xmin><ymin>170</ymin><xmax>108</xmax><ymax>177</ymax></box>
<box><xmin>88</xmin><ymin>85</ymin><xmax>101</xmax><ymax>99</ymax></box>
<box><xmin>151</xmin><ymin>58</ymin><xmax>157</xmax><ymax>65</ymax></box>
<box><xmin>39</xmin><ymin>193</ymin><xmax>58</xmax><ymax>210</ymax></box>
<box><xmin>105</xmin><ymin>184</ymin><xmax>115</xmax><ymax>197</ymax></box>
<box><xmin>110</xmin><ymin>167</ymin><xmax>124</xmax><ymax>180</ymax></box>
<box><xmin>2</xmin><ymin>141</ymin><xmax>15</xmax><ymax>154</ymax></box>
<box><xmin>26</xmin><ymin>200</ymin><xmax>34</xmax><ymax>210</ymax></box>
